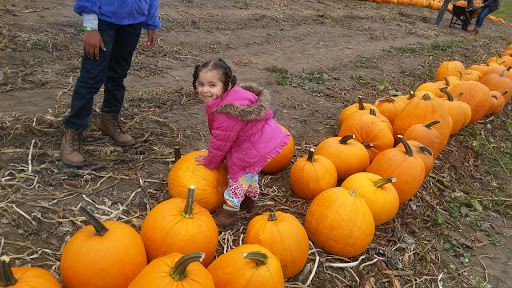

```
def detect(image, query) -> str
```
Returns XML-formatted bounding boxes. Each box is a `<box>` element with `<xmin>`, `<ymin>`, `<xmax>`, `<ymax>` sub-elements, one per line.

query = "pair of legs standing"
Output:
<box><xmin>62</xmin><ymin>20</ymin><xmax>143</xmax><ymax>166</ymax></box>
<box><xmin>471</xmin><ymin>5</ymin><xmax>492</xmax><ymax>34</ymax></box>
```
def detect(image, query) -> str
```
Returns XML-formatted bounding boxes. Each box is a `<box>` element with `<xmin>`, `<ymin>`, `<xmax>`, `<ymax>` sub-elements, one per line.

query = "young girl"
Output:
<box><xmin>192</xmin><ymin>59</ymin><xmax>290</xmax><ymax>227</ymax></box>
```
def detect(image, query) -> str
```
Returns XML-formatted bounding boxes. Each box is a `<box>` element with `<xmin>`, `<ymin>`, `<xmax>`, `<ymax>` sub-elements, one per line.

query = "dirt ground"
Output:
<box><xmin>1</xmin><ymin>0</ymin><xmax>511</xmax><ymax>287</ymax></box>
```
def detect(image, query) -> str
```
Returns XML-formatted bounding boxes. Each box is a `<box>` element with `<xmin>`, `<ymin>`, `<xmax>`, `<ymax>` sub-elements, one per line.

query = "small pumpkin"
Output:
<box><xmin>395</xmin><ymin>140</ymin><xmax>434</xmax><ymax>179</ymax></box>
<box><xmin>244</xmin><ymin>211</ymin><xmax>309</xmax><ymax>279</ymax></box>
<box><xmin>416</xmin><ymin>82</ymin><xmax>444</xmax><ymax>98</ymax></box>
<box><xmin>403</xmin><ymin>120</ymin><xmax>442</xmax><ymax>159</ymax></box>
<box><xmin>338</xmin><ymin>96</ymin><xmax>379</xmax><ymax>128</ymax></box>
<box><xmin>0</xmin><ymin>256</ymin><xmax>61</xmax><ymax>288</ymax></box>
<box><xmin>488</xmin><ymin>90</ymin><xmax>507</xmax><ymax>114</ymax></box>
<box><xmin>435</xmin><ymin>60</ymin><xmax>465</xmax><ymax>82</ymax></box>
<box><xmin>261</xmin><ymin>124</ymin><xmax>295</xmax><ymax>173</ymax></box>
<box><xmin>439</xmin><ymin>89</ymin><xmax>472</xmax><ymax>134</ymax></box>
<box><xmin>479</xmin><ymin>70</ymin><xmax>512</xmax><ymax>103</ymax></box>
<box><xmin>373</xmin><ymin>96</ymin><xmax>406</xmax><ymax>125</ymax></box>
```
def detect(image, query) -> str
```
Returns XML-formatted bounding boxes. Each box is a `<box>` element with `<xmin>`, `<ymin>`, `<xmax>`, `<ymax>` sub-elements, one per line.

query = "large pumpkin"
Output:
<box><xmin>244</xmin><ymin>211</ymin><xmax>309</xmax><ymax>279</ymax></box>
<box><xmin>60</xmin><ymin>205</ymin><xmax>147</xmax><ymax>288</ymax></box>
<box><xmin>168</xmin><ymin>150</ymin><xmax>227</xmax><ymax>212</ymax></box>
<box><xmin>447</xmin><ymin>80</ymin><xmax>491</xmax><ymax>123</ymax></box>
<box><xmin>304</xmin><ymin>187</ymin><xmax>375</xmax><ymax>258</ymax></box>
<box><xmin>341</xmin><ymin>173</ymin><xmax>399</xmax><ymax>226</ymax></box>
<box><xmin>435</xmin><ymin>60</ymin><xmax>465</xmax><ymax>81</ymax></box>
<box><xmin>261</xmin><ymin>124</ymin><xmax>294</xmax><ymax>173</ymax></box>
<box><xmin>289</xmin><ymin>148</ymin><xmax>337</xmax><ymax>200</ymax></box>
<box><xmin>0</xmin><ymin>256</ymin><xmax>61</xmax><ymax>288</ymax></box>
<box><xmin>128</xmin><ymin>252</ymin><xmax>215</xmax><ymax>288</ymax></box>
<box><xmin>140</xmin><ymin>186</ymin><xmax>219</xmax><ymax>266</ymax></box>
<box><xmin>207</xmin><ymin>244</ymin><xmax>284</xmax><ymax>288</ymax></box>
<box><xmin>395</xmin><ymin>140</ymin><xmax>434</xmax><ymax>180</ymax></box>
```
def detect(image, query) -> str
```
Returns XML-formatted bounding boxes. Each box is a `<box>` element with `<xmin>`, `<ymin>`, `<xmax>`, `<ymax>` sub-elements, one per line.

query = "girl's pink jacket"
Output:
<box><xmin>202</xmin><ymin>83</ymin><xmax>290</xmax><ymax>179</ymax></box>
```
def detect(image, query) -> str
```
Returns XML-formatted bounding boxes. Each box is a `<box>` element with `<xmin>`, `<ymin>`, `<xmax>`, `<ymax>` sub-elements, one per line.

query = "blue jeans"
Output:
<box><xmin>475</xmin><ymin>6</ymin><xmax>491</xmax><ymax>29</ymax></box>
<box><xmin>63</xmin><ymin>19</ymin><xmax>143</xmax><ymax>130</ymax></box>
<box><xmin>435</xmin><ymin>0</ymin><xmax>451</xmax><ymax>25</ymax></box>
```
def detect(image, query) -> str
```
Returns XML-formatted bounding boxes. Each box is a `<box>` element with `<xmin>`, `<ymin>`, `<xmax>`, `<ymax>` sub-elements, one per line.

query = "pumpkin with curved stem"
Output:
<box><xmin>305</xmin><ymin>187</ymin><xmax>375</xmax><ymax>258</ymax></box>
<box><xmin>315</xmin><ymin>135</ymin><xmax>370</xmax><ymax>180</ymax></box>
<box><xmin>289</xmin><ymin>148</ymin><xmax>337</xmax><ymax>200</ymax></box>
<box><xmin>168</xmin><ymin>151</ymin><xmax>227</xmax><ymax>212</ymax></box>
<box><xmin>0</xmin><ymin>256</ymin><xmax>61</xmax><ymax>288</ymax></box>
<box><xmin>489</xmin><ymin>91</ymin><xmax>507</xmax><ymax>114</ymax></box>
<box><xmin>366</xmin><ymin>136</ymin><xmax>425</xmax><ymax>204</ymax></box>
<box><xmin>140</xmin><ymin>186</ymin><xmax>218</xmax><ymax>266</ymax></box>
<box><xmin>128</xmin><ymin>252</ymin><xmax>214</xmax><ymax>288</ymax></box>
<box><xmin>416</xmin><ymin>82</ymin><xmax>443</xmax><ymax>98</ymax></box>
<box><xmin>463</xmin><ymin>69</ymin><xmax>482</xmax><ymax>82</ymax></box>
<box><xmin>395</xmin><ymin>140</ymin><xmax>434</xmax><ymax>179</ymax></box>
<box><xmin>447</xmin><ymin>80</ymin><xmax>491</xmax><ymax>123</ymax></box>
<box><xmin>207</xmin><ymin>244</ymin><xmax>284</xmax><ymax>288</ymax></box>
<box><xmin>467</xmin><ymin>64</ymin><xmax>491</xmax><ymax>77</ymax></box>
<box><xmin>338</xmin><ymin>96</ymin><xmax>379</xmax><ymax>128</ymax></box>
<box><xmin>439</xmin><ymin>89</ymin><xmax>472</xmax><ymax>134</ymax></box>
<box><xmin>373</xmin><ymin>96</ymin><xmax>406</xmax><ymax>125</ymax></box>
<box><xmin>403</xmin><ymin>120</ymin><xmax>441</xmax><ymax>159</ymax></box>
<box><xmin>435</xmin><ymin>60</ymin><xmax>465</xmax><ymax>82</ymax></box>
<box><xmin>261</xmin><ymin>124</ymin><xmax>294</xmax><ymax>173</ymax></box>
<box><xmin>244</xmin><ymin>211</ymin><xmax>309</xmax><ymax>279</ymax></box>
<box><xmin>479</xmin><ymin>70</ymin><xmax>512</xmax><ymax>103</ymax></box>
<box><xmin>341</xmin><ymin>173</ymin><xmax>399</xmax><ymax>226</ymax></box>
<box><xmin>60</xmin><ymin>205</ymin><xmax>147</xmax><ymax>288</ymax></box>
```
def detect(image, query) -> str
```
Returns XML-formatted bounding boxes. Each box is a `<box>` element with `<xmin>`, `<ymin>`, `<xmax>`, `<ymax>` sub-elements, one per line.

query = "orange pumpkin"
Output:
<box><xmin>395</xmin><ymin>140</ymin><xmax>434</xmax><ymax>179</ymax></box>
<box><xmin>403</xmin><ymin>120</ymin><xmax>442</xmax><ymax>159</ymax></box>
<box><xmin>440</xmin><ymin>89</ymin><xmax>472</xmax><ymax>134</ymax></box>
<box><xmin>463</xmin><ymin>69</ymin><xmax>482</xmax><ymax>82</ymax></box>
<box><xmin>207</xmin><ymin>244</ymin><xmax>284</xmax><ymax>288</ymax></box>
<box><xmin>128</xmin><ymin>253</ymin><xmax>215</xmax><ymax>288</ymax></box>
<box><xmin>140</xmin><ymin>186</ymin><xmax>218</xmax><ymax>266</ymax></box>
<box><xmin>366</xmin><ymin>136</ymin><xmax>425</xmax><ymax>204</ymax></box>
<box><xmin>261</xmin><ymin>125</ymin><xmax>294</xmax><ymax>173</ymax></box>
<box><xmin>416</xmin><ymin>82</ymin><xmax>444</xmax><ymax>98</ymax></box>
<box><xmin>435</xmin><ymin>60</ymin><xmax>465</xmax><ymax>82</ymax></box>
<box><xmin>60</xmin><ymin>205</ymin><xmax>147</xmax><ymax>288</ymax></box>
<box><xmin>338</xmin><ymin>96</ymin><xmax>379</xmax><ymax>128</ymax></box>
<box><xmin>488</xmin><ymin>91</ymin><xmax>507</xmax><ymax>114</ymax></box>
<box><xmin>315</xmin><ymin>135</ymin><xmax>371</xmax><ymax>180</ymax></box>
<box><xmin>305</xmin><ymin>187</ymin><xmax>375</xmax><ymax>258</ymax></box>
<box><xmin>168</xmin><ymin>150</ymin><xmax>227</xmax><ymax>212</ymax></box>
<box><xmin>479</xmin><ymin>70</ymin><xmax>512</xmax><ymax>103</ymax></box>
<box><xmin>0</xmin><ymin>256</ymin><xmax>61</xmax><ymax>288</ymax></box>
<box><xmin>341</xmin><ymin>173</ymin><xmax>399</xmax><ymax>225</ymax></box>
<box><xmin>289</xmin><ymin>148</ymin><xmax>338</xmax><ymax>200</ymax></box>
<box><xmin>447</xmin><ymin>80</ymin><xmax>492</xmax><ymax>123</ymax></box>
<box><xmin>244</xmin><ymin>212</ymin><xmax>309</xmax><ymax>279</ymax></box>
<box><xmin>373</xmin><ymin>96</ymin><xmax>406</xmax><ymax>125</ymax></box>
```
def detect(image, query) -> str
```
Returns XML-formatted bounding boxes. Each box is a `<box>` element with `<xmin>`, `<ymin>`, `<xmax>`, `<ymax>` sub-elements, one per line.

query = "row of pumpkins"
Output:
<box><xmin>3</xmin><ymin>44</ymin><xmax>512</xmax><ymax>287</ymax></box>
<box><xmin>366</xmin><ymin>0</ymin><xmax>510</xmax><ymax>25</ymax></box>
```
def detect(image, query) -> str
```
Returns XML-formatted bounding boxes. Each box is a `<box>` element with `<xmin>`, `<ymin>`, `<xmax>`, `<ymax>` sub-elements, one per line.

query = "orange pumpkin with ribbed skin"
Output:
<box><xmin>440</xmin><ymin>89</ymin><xmax>472</xmax><ymax>135</ymax></box>
<box><xmin>1</xmin><ymin>257</ymin><xmax>62</xmax><ymax>288</ymax></box>
<box><xmin>168</xmin><ymin>151</ymin><xmax>227</xmax><ymax>212</ymax></box>
<box><xmin>395</xmin><ymin>140</ymin><xmax>434</xmax><ymax>179</ymax></box>
<box><xmin>60</xmin><ymin>205</ymin><xmax>147</xmax><ymax>288</ymax></box>
<box><xmin>468</xmin><ymin>64</ymin><xmax>491</xmax><ymax>76</ymax></box>
<box><xmin>341</xmin><ymin>173</ymin><xmax>399</xmax><ymax>226</ymax></box>
<box><xmin>463</xmin><ymin>69</ymin><xmax>482</xmax><ymax>82</ymax></box>
<box><xmin>338</xmin><ymin>110</ymin><xmax>394</xmax><ymax>162</ymax></box>
<box><xmin>403</xmin><ymin>120</ymin><xmax>442</xmax><ymax>159</ymax></box>
<box><xmin>480</xmin><ymin>66</ymin><xmax>507</xmax><ymax>78</ymax></box>
<box><xmin>244</xmin><ymin>212</ymin><xmax>309</xmax><ymax>279</ymax></box>
<box><xmin>394</xmin><ymin>91</ymin><xmax>416</xmax><ymax>105</ymax></box>
<box><xmin>373</xmin><ymin>96</ymin><xmax>406</xmax><ymax>125</ymax></box>
<box><xmin>435</xmin><ymin>60</ymin><xmax>465</xmax><ymax>82</ymax></box>
<box><xmin>488</xmin><ymin>91</ymin><xmax>507</xmax><ymax>114</ymax></box>
<box><xmin>207</xmin><ymin>244</ymin><xmax>284</xmax><ymax>288</ymax></box>
<box><xmin>305</xmin><ymin>187</ymin><xmax>375</xmax><ymax>257</ymax></box>
<box><xmin>338</xmin><ymin>96</ymin><xmax>379</xmax><ymax>128</ymax></box>
<box><xmin>140</xmin><ymin>186</ymin><xmax>218</xmax><ymax>266</ymax></box>
<box><xmin>447</xmin><ymin>80</ymin><xmax>491</xmax><ymax>123</ymax></box>
<box><xmin>290</xmin><ymin>148</ymin><xmax>337</xmax><ymax>200</ymax></box>
<box><xmin>350</xmin><ymin>108</ymin><xmax>393</xmax><ymax>135</ymax></box>
<box><xmin>393</xmin><ymin>93</ymin><xmax>451</xmax><ymax>151</ymax></box>
<box><xmin>128</xmin><ymin>253</ymin><xmax>215</xmax><ymax>288</ymax></box>
<box><xmin>262</xmin><ymin>125</ymin><xmax>294</xmax><ymax>173</ymax></box>
<box><xmin>366</xmin><ymin>136</ymin><xmax>425</xmax><ymax>204</ymax></box>
<box><xmin>416</xmin><ymin>82</ymin><xmax>443</xmax><ymax>98</ymax></box>
<box><xmin>479</xmin><ymin>71</ymin><xmax>512</xmax><ymax>103</ymax></box>
<box><xmin>315</xmin><ymin>135</ymin><xmax>370</xmax><ymax>180</ymax></box>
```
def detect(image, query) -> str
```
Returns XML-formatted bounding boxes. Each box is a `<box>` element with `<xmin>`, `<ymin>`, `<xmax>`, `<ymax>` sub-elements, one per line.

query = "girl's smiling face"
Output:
<box><xmin>196</xmin><ymin>69</ymin><xmax>225</xmax><ymax>103</ymax></box>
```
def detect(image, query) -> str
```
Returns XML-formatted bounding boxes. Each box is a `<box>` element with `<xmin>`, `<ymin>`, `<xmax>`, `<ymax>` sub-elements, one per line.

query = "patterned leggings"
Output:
<box><xmin>224</xmin><ymin>172</ymin><xmax>260</xmax><ymax>209</ymax></box>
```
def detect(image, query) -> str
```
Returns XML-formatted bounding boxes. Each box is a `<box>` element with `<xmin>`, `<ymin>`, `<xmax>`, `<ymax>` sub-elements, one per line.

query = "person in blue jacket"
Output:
<box><xmin>61</xmin><ymin>0</ymin><xmax>160</xmax><ymax>167</ymax></box>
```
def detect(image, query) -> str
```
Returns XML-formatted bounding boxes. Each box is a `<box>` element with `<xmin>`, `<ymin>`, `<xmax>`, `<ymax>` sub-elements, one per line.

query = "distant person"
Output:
<box><xmin>435</xmin><ymin>0</ymin><xmax>474</xmax><ymax>26</ymax></box>
<box><xmin>470</xmin><ymin>0</ymin><xmax>500</xmax><ymax>35</ymax></box>
<box><xmin>61</xmin><ymin>0</ymin><xmax>161</xmax><ymax>167</ymax></box>
<box><xmin>192</xmin><ymin>59</ymin><xmax>290</xmax><ymax>227</ymax></box>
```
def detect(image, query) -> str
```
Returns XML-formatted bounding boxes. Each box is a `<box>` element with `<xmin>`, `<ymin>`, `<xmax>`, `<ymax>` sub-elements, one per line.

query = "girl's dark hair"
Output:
<box><xmin>192</xmin><ymin>59</ymin><xmax>237</xmax><ymax>92</ymax></box>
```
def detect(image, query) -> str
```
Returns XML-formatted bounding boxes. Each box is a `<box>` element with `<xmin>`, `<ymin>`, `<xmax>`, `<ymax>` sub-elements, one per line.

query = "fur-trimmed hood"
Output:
<box><xmin>212</xmin><ymin>83</ymin><xmax>271</xmax><ymax>121</ymax></box>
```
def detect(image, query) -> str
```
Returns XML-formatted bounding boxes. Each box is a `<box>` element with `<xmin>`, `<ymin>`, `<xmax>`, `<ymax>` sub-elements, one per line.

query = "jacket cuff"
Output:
<box><xmin>83</xmin><ymin>13</ymin><xmax>98</xmax><ymax>30</ymax></box>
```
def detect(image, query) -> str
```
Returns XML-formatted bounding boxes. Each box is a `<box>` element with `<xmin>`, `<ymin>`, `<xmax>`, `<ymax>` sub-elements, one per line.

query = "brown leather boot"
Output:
<box><xmin>240</xmin><ymin>197</ymin><xmax>255</xmax><ymax>212</ymax></box>
<box><xmin>98</xmin><ymin>112</ymin><xmax>135</xmax><ymax>146</ymax></box>
<box><xmin>61</xmin><ymin>127</ymin><xmax>84</xmax><ymax>167</ymax></box>
<box><xmin>213</xmin><ymin>205</ymin><xmax>239</xmax><ymax>228</ymax></box>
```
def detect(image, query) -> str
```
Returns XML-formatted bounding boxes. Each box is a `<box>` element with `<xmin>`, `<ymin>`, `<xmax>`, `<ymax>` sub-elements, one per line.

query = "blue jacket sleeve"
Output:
<box><xmin>144</xmin><ymin>0</ymin><xmax>161</xmax><ymax>29</ymax></box>
<box><xmin>74</xmin><ymin>0</ymin><xmax>99</xmax><ymax>16</ymax></box>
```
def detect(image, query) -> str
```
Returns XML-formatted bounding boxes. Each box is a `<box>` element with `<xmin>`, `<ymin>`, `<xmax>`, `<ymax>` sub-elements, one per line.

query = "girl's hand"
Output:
<box><xmin>83</xmin><ymin>30</ymin><xmax>105</xmax><ymax>60</ymax></box>
<box><xmin>144</xmin><ymin>29</ymin><xmax>157</xmax><ymax>49</ymax></box>
<box><xmin>194</xmin><ymin>154</ymin><xmax>206</xmax><ymax>165</ymax></box>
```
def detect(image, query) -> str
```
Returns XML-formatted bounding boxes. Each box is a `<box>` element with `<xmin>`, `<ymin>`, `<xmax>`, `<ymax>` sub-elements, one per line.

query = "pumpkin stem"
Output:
<box><xmin>339</xmin><ymin>134</ymin><xmax>355</xmax><ymax>145</ymax></box>
<box><xmin>374</xmin><ymin>96</ymin><xmax>395</xmax><ymax>105</ymax></box>
<box><xmin>443</xmin><ymin>76</ymin><xmax>451</xmax><ymax>87</ymax></box>
<box><xmin>421</xmin><ymin>92</ymin><xmax>431</xmax><ymax>101</ymax></box>
<box><xmin>77</xmin><ymin>204</ymin><xmax>109</xmax><ymax>237</ymax></box>
<box><xmin>181</xmin><ymin>185</ymin><xmax>196</xmax><ymax>219</ymax></box>
<box><xmin>373</xmin><ymin>177</ymin><xmax>396</xmax><ymax>188</ymax></box>
<box><xmin>502</xmin><ymin>90</ymin><xmax>509</xmax><ymax>97</ymax></box>
<box><xmin>357</xmin><ymin>96</ymin><xmax>365</xmax><ymax>110</ymax></box>
<box><xmin>243</xmin><ymin>251</ymin><xmax>269</xmax><ymax>267</ymax></box>
<box><xmin>0</xmin><ymin>256</ymin><xmax>18</xmax><ymax>287</ymax></box>
<box><xmin>398</xmin><ymin>135</ymin><xmax>414</xmax><ymax>157</ymax></box>
<box><xmin>348</xmin><ymin>188</ymin><xmax>357</xmax><ymax>197</ymax></box>
<box><xmin>267</xmin><ymin>212</ymin><xmax>278</xmax><ymax>221</ymax></box>
<box><xmin>369</xmin><ymin>108</ymin><xmax>377</xmax><ymax>116</ymax></box>
<box><xmin>454</xmin><ymin>91</ymin><xmax>464</xmax><ymax>101</ymax></box>
<box><xmin>440</xmin><ymin>88</ymin><xmax>452</xmax><ymax>101</ymax></box>
<box><xmin>174</xmin><ymin>146</ymin><xmax>181</xmax><ymax>163</ymax></box>
<box><xmin>457</xmin><ymin>70</ymin><xmax>464</xmax><ymax>81</ymax></box>
<box><xmin>417</xmin><ymin>145</ymin><xmax>433</xmax><ymax>156</ymax></box>
<box><xmin>500</xmin><ymin>69</ymin><xmax>505</xmax><ymax>78</ymax></box>
<box><xmin>424</xmin><ymin>120</ymin><xmax>440</xmax><ymax>129</ymax></box>
<box><xmin>169</xmin><ymin>252</ymin><xmax>205</xmax><ymax>281</ymax></box>
<box><xmin>362</xmin><ymin>141</ymin><xmax>374</xmax><ymax>149</ymax></box>
<box><xmin>306</xmin><ymin>148</ymin><xmax>315</xmax><ymax>162</ymax></box>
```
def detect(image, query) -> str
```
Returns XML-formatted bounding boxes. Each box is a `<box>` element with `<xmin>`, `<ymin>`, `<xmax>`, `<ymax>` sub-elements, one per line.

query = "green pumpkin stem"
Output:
<box><xmin>181</xmin><ymin>185</ymin><xmax>196</xmax><ymax>219</ymax></box>
<box><xmin>306</xmin><ymin>148</ymin><xmax>315</xmax><ymax>162</ymax></box>
<box><xmin>243</xmin><ymin>251</ymin><xmax>269</xmax><ymax>266</ymax></box>
<box><xmin>457</xmin><ymin>70</ymin><xmax>464</xmax><ymax>81</ymax></box>
<box><xmin>424</xmin><ymin>120</ymin><xmax>440</xmax><ymax>129</ymax></box>
<box><xmin>339</xmin><ymin>134</ymin><xmax>355</xmax><ymax>145</ymax></box>
<box><xmin>443</xmin><ymin>76</ymin><xmax>451</xmax><ymax>87</ymax></box>
<box><xmin>417</xmin><ymin>145</ymin><xmax>433</xmax><ymax>156</ymax></box>
<box><xmin>357</xmin><ymin>96</ymin><xmax>365</xmax><ymax>110</ymax></box>
<box><xmin>169</xmin><ymin>252</ymin><xmax>205</xmax><ymax>281</ymax></box>
<box><xmin>77</xmin><ymin>204</ymin><xmax>109</xmax><ymax>237</ymax></box>
<box><xmin>373</xmin><ymin>177</ymin><xmax>396</xmax><ymax>188</ymax></box>
<box><xmin>375</xmin><ymin>96</ymin><xmax>395</xmax><ymax>104</ymax></box>
<box><xmin>267</xmin><ymin>212</ymin><xmax>278</xmax><ymax>221</ymax></box>
<box><xmin>0</xmin><ymin>256</ymin><xmax>18</xmax><ymax>287</ymax></box>
<box><xmin>398</xmin><ymin>135</ymin><xmax>414</xmax><ymax>157</ymax></box>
